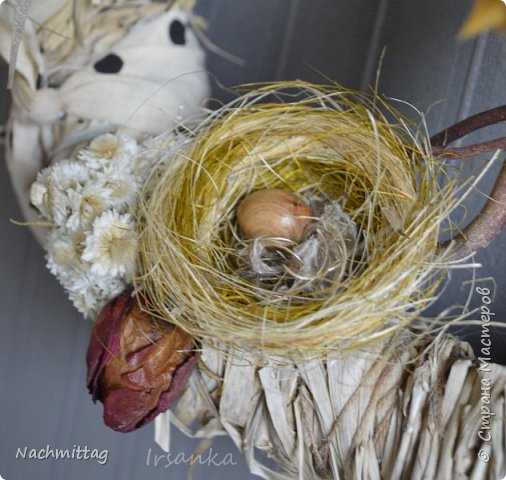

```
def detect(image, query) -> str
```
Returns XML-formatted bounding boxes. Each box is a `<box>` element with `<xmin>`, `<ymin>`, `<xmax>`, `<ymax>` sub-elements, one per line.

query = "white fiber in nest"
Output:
<box><xmin>237</xmin><ymin>199</ymin><xmax>363</xmax><ymax>296</ymax></box>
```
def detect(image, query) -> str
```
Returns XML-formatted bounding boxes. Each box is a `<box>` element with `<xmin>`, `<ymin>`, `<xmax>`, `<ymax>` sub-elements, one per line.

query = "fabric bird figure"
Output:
<box><xmin>0</xmin><ymin>1</ymin><xmax>209</xmax><ymax>245</ymax></box>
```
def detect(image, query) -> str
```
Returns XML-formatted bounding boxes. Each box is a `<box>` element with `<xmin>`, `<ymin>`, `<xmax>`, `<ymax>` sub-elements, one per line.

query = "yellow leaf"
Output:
<box><xmin>459</xmin><ymin>0</ymin><xmax>506</xmax><ymax>38</ymax></box>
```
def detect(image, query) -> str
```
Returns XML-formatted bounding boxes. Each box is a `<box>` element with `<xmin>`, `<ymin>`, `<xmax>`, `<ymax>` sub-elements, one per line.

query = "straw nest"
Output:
<box><xmin>136</xmin><ymin>81</ymin><xmax>457</xmax><ymax>359</ymax></box>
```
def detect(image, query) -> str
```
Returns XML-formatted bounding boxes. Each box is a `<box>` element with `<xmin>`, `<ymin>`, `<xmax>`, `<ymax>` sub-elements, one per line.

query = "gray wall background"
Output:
<box><xmin>1</xmin><ymin>1</ymin><xmax>505</xmax><ymax>479</ymax></box>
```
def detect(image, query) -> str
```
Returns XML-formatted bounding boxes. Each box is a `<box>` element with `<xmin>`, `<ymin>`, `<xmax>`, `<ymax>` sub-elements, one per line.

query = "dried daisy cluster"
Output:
<box><xmin>30</xmin><ymin>133</ymin><xmax>159</xmax><ymax>316</ymax></box>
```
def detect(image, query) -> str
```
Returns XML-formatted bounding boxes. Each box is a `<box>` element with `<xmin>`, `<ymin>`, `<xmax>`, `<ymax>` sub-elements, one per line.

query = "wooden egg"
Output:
<box><xmin>237</xmin><ymin>189</ymin><xmax>314</xmax><ymax>243</ymax></box>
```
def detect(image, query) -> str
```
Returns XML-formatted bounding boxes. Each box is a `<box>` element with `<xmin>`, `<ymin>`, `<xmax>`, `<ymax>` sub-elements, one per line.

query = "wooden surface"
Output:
<box><xmin>1</xmin><ymin>0</ymin><xmax>505</xmax><ymax>479</ymax></box>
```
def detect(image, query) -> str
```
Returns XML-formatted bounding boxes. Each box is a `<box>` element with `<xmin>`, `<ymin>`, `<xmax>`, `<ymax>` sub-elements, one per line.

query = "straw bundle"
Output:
<box><xmin>137</xmin><ymin>82</ymin><xmax>458</xmax><ymax>359</ymax></box>
<box><xmin>160</xmin><ymin>333</ymin><xmax>506</xmax><ymax>480</ymax></box>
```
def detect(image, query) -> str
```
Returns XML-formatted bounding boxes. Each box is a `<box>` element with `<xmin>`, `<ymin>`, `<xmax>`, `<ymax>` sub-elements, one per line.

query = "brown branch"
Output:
<box><xmin>430</xmin><ymin>105</ymin><xmax>506</xmax><ymax>147</ymax></box>
<box><xmin>445</xmin><ymin>162</ymin><xmax>506</xmax><ymax>260</ymax></box>
<box><xmin>432</xmin><ymin>137</ymin><xmax>506</xmax><ymax>158</ymax></box>
<box><xmin>432</xmin><ymin>106</ymin><xmax>506</xmax><ymax>258</ymax></box>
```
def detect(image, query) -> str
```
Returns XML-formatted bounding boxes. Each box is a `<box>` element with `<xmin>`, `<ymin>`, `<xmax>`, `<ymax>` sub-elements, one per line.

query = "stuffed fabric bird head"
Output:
<box><xmin>46</xmin><ymin>8</ymin><xmax>209</xmax><ymax>133</ymax></box>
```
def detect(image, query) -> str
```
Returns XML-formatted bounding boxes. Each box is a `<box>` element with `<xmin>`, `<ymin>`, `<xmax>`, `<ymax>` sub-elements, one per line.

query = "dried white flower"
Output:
<box><xmin>30</xmin><ymin>182</ymin><xmax>50</xmax><ymax>218</ymax></box>
<box><xmin>67</xmin><ymin>274</ymin><xmax>126</xmax><ymax>317</ymax></box>
<box><xmin>66</xmin><ymin>183</ymin><xmax>112</xmax><ymax>232</ymax></box>
<box><xmin>48</xmin><ymin>161</ymin><xmax>91</xmax><ymax>189</ymax></box>
<box><xmin>46</xmin><ymin>230</ymin><xmax>85</xmax><ymax>277</ymax></box>
<box><xmin>30</xmin><ymin>161</ymin><xmax>91</xmax><ymax>225</ymax></box>
<box><xmin>68</xmin><ymin>288</ymin><xmax>101</xmax><ymax>317</ymax></box>
<box><xmin>82</xmin><ymin>211</ymin><xmax>138</xmax><ymax>277</ymax></box>
<box><xmin>97</xmin><ymin>172</ymin><xmax>138</xmax><ymax>208</ymax></box>
<box><xmin>78</xmin><ymin>133</ymin><xmax>139</xmax><ymax>172</ymax></box>
<box><xmin>29</xmin><ymin>131</ymin><xmax>176</xmax><ymax>318</ymax></box>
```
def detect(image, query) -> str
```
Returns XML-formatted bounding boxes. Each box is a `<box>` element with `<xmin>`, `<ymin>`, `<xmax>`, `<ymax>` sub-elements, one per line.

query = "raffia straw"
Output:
<box><xmin>160</xmin><ymin>332</ymin><xmax>506</xmax><ymax>480</ymax></box>
<box><xmin>135</xmin><ymin>81</ymin><xmax>462</xmax><ymax>360</ymax></box>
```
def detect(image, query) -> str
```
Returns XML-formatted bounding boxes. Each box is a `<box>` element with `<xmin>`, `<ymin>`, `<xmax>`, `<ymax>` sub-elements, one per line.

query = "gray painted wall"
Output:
<box><xmin>1</xmin><ymin>1</ymin><xmax>505</xmax><ymax>479</ymax></box>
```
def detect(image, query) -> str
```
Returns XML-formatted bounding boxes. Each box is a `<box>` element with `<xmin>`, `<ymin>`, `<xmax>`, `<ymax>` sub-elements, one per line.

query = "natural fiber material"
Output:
<box><xmin>159</xmin><ymin>333</ymin><xmax>506</xmax><ymax>480</ymax></box>
<box><xmin>137</xmin><ymin>82</ymin><xmax>459</xmax><ymax>359</ymax></box>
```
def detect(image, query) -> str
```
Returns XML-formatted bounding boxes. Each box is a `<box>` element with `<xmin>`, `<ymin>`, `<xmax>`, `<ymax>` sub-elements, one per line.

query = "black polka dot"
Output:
<box><xmin>36</xmin><ymin>74</ymin><xmax>43</xmax><ymax>90</ymax></box>
<box><xmin>169</xmin><ymin>20</ymin><xmax>186</xmax><ymax>45</ymax></box>
<box><xmin>93</xmin><ymin>53</ymin><xmax>123</xmax><ymax>74</ymax></box>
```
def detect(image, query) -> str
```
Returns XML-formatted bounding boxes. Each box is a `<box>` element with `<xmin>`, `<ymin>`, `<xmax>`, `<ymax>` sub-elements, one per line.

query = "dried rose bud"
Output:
<box><xmin>86</xmin><ymin>291</ymin><xmax>199</xmax><ymax>432</ymax></box>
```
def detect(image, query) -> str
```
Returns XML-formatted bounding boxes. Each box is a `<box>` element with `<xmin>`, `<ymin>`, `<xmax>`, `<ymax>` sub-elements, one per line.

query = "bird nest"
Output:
<box><xmin>136</xmin><ymin>82</ymin><xmax>457</xmax><ymax>359</ymax></box>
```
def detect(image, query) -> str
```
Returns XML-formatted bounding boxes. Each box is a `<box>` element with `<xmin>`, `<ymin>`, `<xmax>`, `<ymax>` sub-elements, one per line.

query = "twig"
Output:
<box><xmin>432</xmin><ymin>106</ymin><xmax>506</xmax><ymax>259</ymax></box>
<box><xmin>446</xmin><ymin>162</ymin><xmax>506</xmax><ymax>261</ymax></box>
<box><xmin>432</xmin><ymin>137</ymin><xmax>506</xmax><ymax>157</ymax></box>
<box><xmin>430</xmin><ymin>105</ymin><xmax>506</xmax><ymax>147</ymax></box>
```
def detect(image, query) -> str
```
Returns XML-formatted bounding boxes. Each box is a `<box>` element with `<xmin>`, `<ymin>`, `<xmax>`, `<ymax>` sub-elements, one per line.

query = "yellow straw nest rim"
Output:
<box><xmin>136</xmin><ymin>81</ymin><xmax>457</xmax><ymax>360</ymax></box>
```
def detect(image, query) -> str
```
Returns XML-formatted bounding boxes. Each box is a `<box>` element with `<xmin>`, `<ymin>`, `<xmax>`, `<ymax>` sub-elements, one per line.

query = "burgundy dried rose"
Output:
<box><xmin>86</xmin><ymin>291</ymin><xmax>199</xmax><ymax>432</ymax></box>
